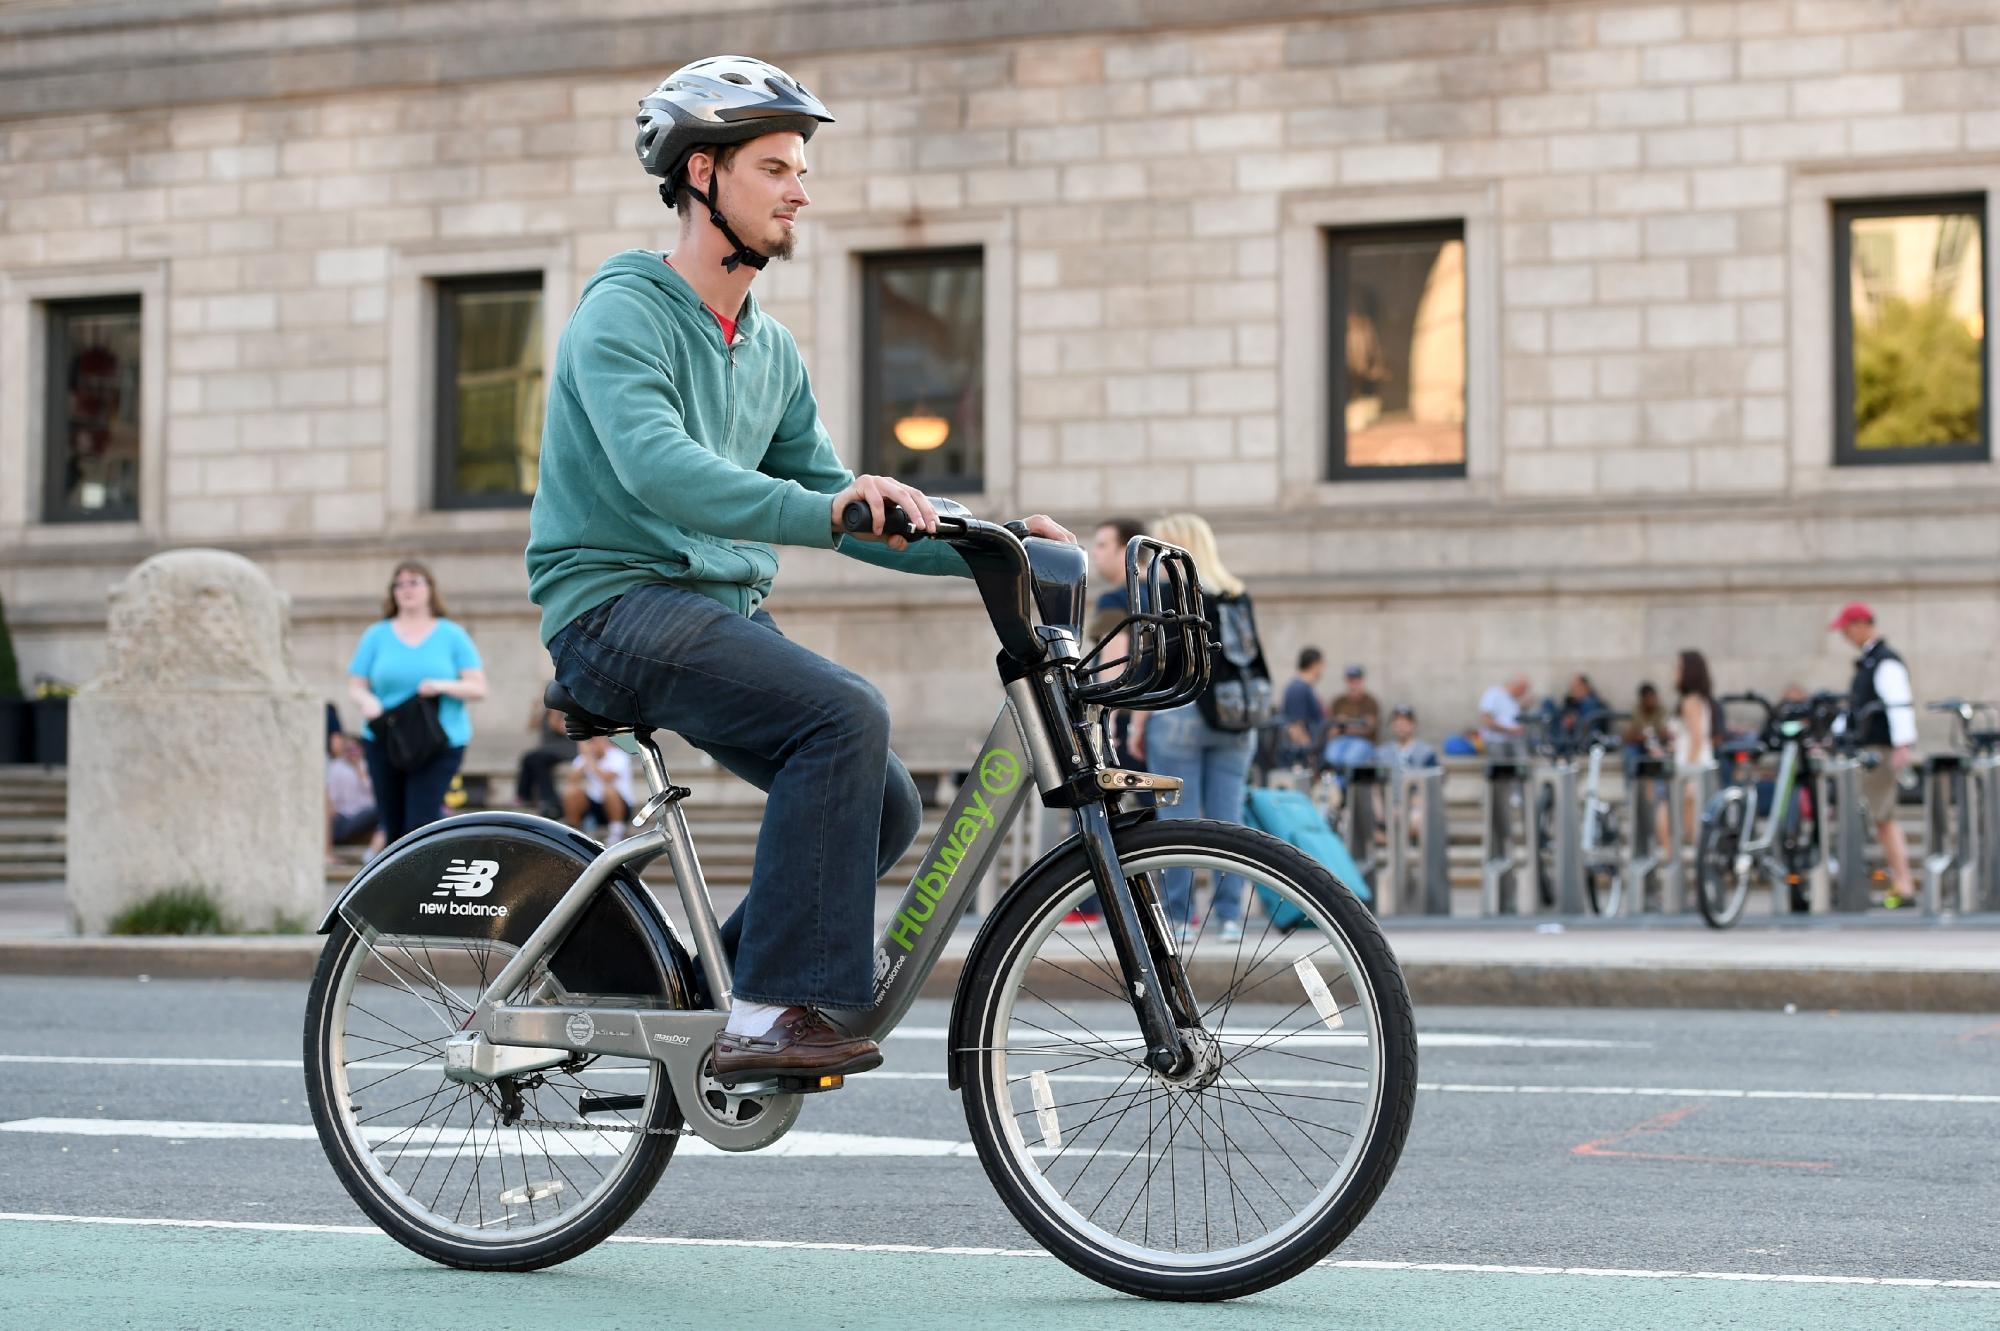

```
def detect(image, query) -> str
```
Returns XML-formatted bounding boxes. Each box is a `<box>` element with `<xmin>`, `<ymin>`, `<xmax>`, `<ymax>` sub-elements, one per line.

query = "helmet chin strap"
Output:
<box><xmin>665</xmin><ymin>173</ymin><xmax>769</xmax><ymax>273</ymax></box>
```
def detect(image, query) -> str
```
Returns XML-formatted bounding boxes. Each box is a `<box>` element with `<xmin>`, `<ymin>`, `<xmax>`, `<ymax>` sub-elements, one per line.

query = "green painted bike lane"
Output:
<box><xmin>5</xmin><ymin>1220</ymin><xmax>1995</xmax><ymax>1330</ymax></box>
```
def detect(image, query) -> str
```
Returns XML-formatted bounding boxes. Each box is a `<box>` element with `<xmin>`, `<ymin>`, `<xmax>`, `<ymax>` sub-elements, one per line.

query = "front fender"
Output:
<box><xmin>944</xmin><ymin>803</ymin><xmax>1158</xmax><ymax>1090</ymax></box>
<box><xmin>322</xmin><ymin>811</ymin><xmax>700</xmax><ymax>1006</ymax></box>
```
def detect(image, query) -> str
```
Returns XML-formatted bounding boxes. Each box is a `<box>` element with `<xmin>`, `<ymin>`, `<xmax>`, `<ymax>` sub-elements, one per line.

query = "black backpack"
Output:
<box><xmin>1198</xmin><ymin>592</ymin><xmax>1275</xmax><ymax>733</ymax></box>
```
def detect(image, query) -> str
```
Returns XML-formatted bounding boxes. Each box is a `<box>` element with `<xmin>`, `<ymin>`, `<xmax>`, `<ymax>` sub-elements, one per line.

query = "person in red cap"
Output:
<box><xmin>1830</xmin><ymin>602</ymin><xmax>1917</xmax><ymax>907</ymax></box>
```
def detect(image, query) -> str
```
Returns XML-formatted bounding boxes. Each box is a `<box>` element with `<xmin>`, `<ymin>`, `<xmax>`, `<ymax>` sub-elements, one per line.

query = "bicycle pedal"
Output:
<box><xmin>774</xmin><ymin>1073</ymin><xmax>845</xmax><ymax>1094</ymax></box>
<box><xmin>578</xmin><ymin>1092</ymin><xmax>647</xmax><ymax>1115</ymax></box>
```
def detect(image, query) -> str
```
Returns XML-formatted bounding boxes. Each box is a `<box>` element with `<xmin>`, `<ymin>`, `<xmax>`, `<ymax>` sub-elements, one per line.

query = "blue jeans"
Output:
<box><xmin>547</xmin><ymin>585</ymin><xmax>921</xmax><ymax>1009</ymax></box>
<box><xmin>362</xmin><ymin>741</ymin><xmax>464</xmax><ymax>845</ymax></box>
<box><xmin>1145</xmin><ymin>704</ymin><xmax>1255</xmax><ymax>924</ymax></box>
<box><xmin>1322</xmin><ymin>735</ymin><xmax>1377</xmax><ymax>779</ymax></box>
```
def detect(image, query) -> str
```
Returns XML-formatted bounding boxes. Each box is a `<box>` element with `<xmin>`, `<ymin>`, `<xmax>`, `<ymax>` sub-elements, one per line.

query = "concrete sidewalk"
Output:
<box><xmin>1</xmin><ymin>878</ymin><xmax>1994</xmax><ymax>1010</ymax></box>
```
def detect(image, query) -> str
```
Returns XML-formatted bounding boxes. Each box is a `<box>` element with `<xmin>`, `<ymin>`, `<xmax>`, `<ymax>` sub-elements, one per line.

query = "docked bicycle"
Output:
<box><xmin>1693</xmin><ymin>691</ymin><xmax>1865</xmax><ymax>928</ymax></box>
<box><xmin>303</xmin><ymin>499</ymin><xmax>1417</xmax><ymax>1302</ymax></box>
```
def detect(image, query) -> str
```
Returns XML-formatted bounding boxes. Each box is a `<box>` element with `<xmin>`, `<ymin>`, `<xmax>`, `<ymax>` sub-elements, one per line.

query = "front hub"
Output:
<box><xmin>1154</xmin><ymin>1026</ymin><xmax>1224</xmax><ymax>1093</ymax></box>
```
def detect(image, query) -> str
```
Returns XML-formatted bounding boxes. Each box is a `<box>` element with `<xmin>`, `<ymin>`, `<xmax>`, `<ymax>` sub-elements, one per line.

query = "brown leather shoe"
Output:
<box><xmin>710</xmin><ymin>1007</ymin><xmax>883</xmax><ymax>1086</ymax></box>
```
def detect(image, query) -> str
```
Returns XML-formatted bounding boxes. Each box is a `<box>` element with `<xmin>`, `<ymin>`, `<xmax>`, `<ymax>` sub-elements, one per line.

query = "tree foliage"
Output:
<box><xmin>1853</xmin><ymin>294</ymin><xmax>1983</xmax><ymax>449</ymax></box>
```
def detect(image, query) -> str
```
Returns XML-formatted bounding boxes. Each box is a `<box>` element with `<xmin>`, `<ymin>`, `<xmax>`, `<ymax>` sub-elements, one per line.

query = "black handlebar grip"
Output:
<box><xmin>839</xmin><ymin>499</ymin><xmax>918</xmax><ymax>539</ymax></box>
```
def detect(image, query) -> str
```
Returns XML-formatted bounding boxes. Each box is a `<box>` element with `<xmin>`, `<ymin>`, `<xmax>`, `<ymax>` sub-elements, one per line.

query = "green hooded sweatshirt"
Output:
<box><xmin>526</xmin><ymin>250</ymin><xmax>967</xmax><ymax>643</ymax></box>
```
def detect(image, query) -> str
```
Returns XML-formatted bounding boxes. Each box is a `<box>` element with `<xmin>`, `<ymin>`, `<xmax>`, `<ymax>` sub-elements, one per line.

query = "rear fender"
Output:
<box><xmin>321</xmin><ymin>812</ymin><xmax>700</xmax><ymax>1005</ymax></box>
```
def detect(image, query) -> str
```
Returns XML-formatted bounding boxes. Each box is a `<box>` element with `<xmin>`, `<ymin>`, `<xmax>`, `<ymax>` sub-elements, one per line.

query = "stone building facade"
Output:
<box><xmin>2</xmin><ymin>0</ymin><xmax>1998</xmax><ymax>772</ymax></box>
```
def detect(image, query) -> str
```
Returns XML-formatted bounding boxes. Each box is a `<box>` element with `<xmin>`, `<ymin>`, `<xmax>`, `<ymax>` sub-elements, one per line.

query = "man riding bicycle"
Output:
<box><xmin>526</xmin><ymin>56</ymin><xmax>1070</xmax><ymax>1086</ymax></box>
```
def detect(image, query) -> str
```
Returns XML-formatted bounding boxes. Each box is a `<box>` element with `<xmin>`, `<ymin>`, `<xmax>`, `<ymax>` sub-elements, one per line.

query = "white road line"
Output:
<box><xmin>0</xmin><ymin>1055</ymin><xmax>301</xmax><ymax>1068</ymax></box>
<box><xmin>0</xmin><ymin>1031</ymin><xmax>1634</xmax><ymax>1070</ymax></box>
<box><xmin>0</xmin><ymin>1119</ymin><xmax>1089</xmax><ymax>1161</ymax></box>
<box><xmin>2</xmin><ymin>1213</ymin><xmax>1996</xmax><ymax>1290</ymax></box>
<box><xmin>888</xmin><ymin>1028</ymin><xmax>1641</xmax><ymax>1049</ymax></box>
<box><xmin>2</xmin><ymin>1054</ymin><xmax>1993</xmax><ymax>1102</ymax></box>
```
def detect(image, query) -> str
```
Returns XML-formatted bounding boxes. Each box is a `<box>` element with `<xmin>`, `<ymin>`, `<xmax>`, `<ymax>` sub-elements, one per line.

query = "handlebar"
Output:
<box><xmin>840</xmin><ymin>498</ymin><xmax>1212</xmax><ymax>711</ymax></box>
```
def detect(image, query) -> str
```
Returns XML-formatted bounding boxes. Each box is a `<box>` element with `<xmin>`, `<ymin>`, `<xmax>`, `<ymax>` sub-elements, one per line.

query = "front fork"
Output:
<box><xmin>1073</xmin><ymin>801</ymin><xmax>1198</xmax><ymax>1076</ymax></box>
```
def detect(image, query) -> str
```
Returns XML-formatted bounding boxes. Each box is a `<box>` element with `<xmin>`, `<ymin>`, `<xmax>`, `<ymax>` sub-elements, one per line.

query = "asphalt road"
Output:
<box><xmin>2</xmin><ymin>975</ymin><xmax>1996</xmax><ymax>1327</ymax></box>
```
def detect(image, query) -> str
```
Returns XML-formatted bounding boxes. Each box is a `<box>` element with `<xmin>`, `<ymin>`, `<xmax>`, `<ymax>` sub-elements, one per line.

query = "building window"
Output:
<box><xmin>43</xmin><ymin>296</ymin><xmax>142</xmax><ymax>522</ymax></box>
<box><xmin>434</xmin><ymin>272</ymin><xmax>544</xmax><ymax>509</ymax></box>
<box><xmin>861</xmin><ymin>248</ymin><xmax>983</xmax><ymax>491</ymax></box>
<box><xmin>1834</xmin><ymin>197</ymin><xmax>1988</xmax><ymax>467</ymax></box>
<box><xmin>1327</xmin><ymin>223</ymin><xmax>1467</xmax><ymax>481</ymax></box>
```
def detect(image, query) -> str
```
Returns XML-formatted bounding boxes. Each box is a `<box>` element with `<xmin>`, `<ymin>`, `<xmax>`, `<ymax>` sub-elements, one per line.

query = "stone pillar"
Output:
<box><xmin>67</xmin><ymin>549</ymin><xmax>322</xmax><ymax>933</ymax></box>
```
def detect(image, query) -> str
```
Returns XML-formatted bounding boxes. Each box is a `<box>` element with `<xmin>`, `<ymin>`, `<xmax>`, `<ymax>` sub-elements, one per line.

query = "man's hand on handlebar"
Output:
<box><xmin>832</xmin><ymin>474</ymin><xmax>939</xmax><ymax>551</ymax></box>
<box><xmin>1022</xmin><ymin>514</ymin><xmax>1076</xmax><ymax>544</ymax></box>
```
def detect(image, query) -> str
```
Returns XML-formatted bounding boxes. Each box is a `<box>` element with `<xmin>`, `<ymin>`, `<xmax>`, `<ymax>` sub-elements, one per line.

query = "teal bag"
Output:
<box><xmin>1241</xmin><ymin>786</ymin><xmax>1371</xmax><ymax>929</ymax></box>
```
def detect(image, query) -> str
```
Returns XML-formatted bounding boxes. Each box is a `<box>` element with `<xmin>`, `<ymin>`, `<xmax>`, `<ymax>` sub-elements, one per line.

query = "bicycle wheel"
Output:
<box><xmin>956</xmin><ymin>818</ymin><xmax>1418</xmax><ymax>1301</ymax></box>
<box><xmin>1532</xmin><ymin>785</ymin><xmax>1557</xmax><ymax>908</ymax></box>
<box><xmin>304</xmin><ymin>917</ymin><xmax>680</xmax><ymax>1269</ymax></box>
<box><xmin>1695</xmin><ymin>788</ymin><xmax>1752</xmax><ymax>929</ymax></box>
<box><xmin>1584</xmin><ymin>806</ymin><xmax>1624</xmax><ymax>916</ymax></box>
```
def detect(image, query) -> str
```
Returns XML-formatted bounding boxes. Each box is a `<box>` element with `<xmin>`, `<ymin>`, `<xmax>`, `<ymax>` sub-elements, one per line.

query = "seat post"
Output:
<box><xmin>629</xmin><ymin>728</ymin><xmax>671</xmax><ymax>798</ymax></box>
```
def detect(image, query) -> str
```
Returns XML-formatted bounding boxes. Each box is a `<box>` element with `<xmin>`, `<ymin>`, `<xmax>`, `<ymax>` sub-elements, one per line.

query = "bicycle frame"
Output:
<box><xmin>1733</xmin><ymin>736</ymin><xmax>1807</xmax><ymax>864</ymax></box>
<box><xmin>429</xmin><ymin>700</ymin><xmax>1025</xmax><ymax>1139</ymax></box>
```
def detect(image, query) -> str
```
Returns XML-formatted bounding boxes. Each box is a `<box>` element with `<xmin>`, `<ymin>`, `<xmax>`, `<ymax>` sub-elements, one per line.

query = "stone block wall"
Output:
<box><xmin>1</xmin><ymin>0</ymin><xmax>1997</xmax><ymax>767</ymax></box>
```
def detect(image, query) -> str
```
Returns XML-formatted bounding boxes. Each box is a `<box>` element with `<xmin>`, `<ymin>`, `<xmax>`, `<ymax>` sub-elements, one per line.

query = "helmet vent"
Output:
<box><xmin>721</xmin><ymin>71</ymin><xmax>751</xmax><ymax>85</ymax></box>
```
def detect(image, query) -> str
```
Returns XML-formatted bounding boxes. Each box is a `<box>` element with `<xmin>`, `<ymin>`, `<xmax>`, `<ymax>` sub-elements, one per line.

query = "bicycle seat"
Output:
<box><xmin>544</xmin><ymin>680</ymin><xmax>634</xmax><ymax>741</ymax></box>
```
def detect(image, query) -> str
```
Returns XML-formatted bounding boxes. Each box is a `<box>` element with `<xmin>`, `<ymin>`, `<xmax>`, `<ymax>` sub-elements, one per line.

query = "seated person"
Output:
<box><xmin>326</xmin><ymin>731</ymin><xmax>378</xmax><ymax>856</ymax></box>
<box><xmin>1379</xmin><ymin>704</ymin><xmax>1439</xmax><ymax>839</ymax></box>
<box><xmin>516</xmin><ymin>693</ymin><xmax>578</xmax><ymax>817</ymax></box>
<box><xmin>1322</xmin><ymin>664</ymin><xmax>1381</xmax><ymax>774</ymax></box>
<box><xmin>1380</xmin><ymin>704</ymin><xmax>1439</xmax><ymax>775</ymax></box>
<box><xmin>562</xmin><ymin>736</ymin><xmax>636</xmax><ymax>842</ymax></box>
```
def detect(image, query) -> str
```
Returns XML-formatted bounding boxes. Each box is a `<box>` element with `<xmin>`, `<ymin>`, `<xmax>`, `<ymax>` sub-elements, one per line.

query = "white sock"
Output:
<box><xmin>607</xmin><ymin>821</ymin><xmax>626</xmax><ymax>842</ymax></box>
<box><xmin>724</xmin><ymin>1000</ymin><xmax>789</xmax><ymax>1038</ymax></box>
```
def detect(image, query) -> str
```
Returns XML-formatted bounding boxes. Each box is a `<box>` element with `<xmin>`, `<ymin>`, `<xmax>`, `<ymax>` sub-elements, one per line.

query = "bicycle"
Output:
<box><xmin>1693</xmin><ymin>691</ymin><xmax>1840</xmax><ymax>928</ymax></box>
<box><xmin>1531</xmin><ymin>710</ymin><xmax>1626</xmax><ymax>915</ymax></box>
<box><xmin>303</xmin><ymin>499</ymin><xmax>1418</xmax><ymax>1302</ymax></box>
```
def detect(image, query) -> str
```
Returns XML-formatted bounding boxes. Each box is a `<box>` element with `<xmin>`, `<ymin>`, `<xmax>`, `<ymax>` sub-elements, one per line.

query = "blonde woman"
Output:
<box><xmin>1130</xmin><ymin>513</ymin><xmax>1272</xmax><ymax>940</ymax></box>
<box><xmin>346</xmin><ymin>561</ymin><xmax>488</xmax><ymax>844</ymax></box>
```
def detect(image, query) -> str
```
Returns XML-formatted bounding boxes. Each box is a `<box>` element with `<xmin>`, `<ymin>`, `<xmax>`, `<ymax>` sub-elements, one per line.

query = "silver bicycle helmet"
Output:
<box><xmin>636</xmin><ymin>56</ymin><xmax>834</xmax><ymax>272</ymax></box>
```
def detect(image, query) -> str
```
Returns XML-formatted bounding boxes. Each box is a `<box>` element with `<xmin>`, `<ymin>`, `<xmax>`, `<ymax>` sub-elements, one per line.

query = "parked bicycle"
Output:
<box><xmin>303</xmin><ymin>499</ymin><xmax>1417</xmax><ymax>1302</ymax></box>
<box><xmin>1532</xmin><ymin>711</ymin><xmax>1627</xmax><ymax>914</ymax></box>
<box><xmin>1694</xmin><ymin>691</ymin><xmax>1865</xmax><ymax>928</ymax></box>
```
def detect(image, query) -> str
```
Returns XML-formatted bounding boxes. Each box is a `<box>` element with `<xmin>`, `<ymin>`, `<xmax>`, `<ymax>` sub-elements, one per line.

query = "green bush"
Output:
<box><xmin>0</xmin><ymin>593</ymin><xmax>21</xmax><ymax>700</ymax></box>
<box><xmin>108</xmin><ymin>886</ymin><xmax>228</xmax><ymax>936</ymax></box>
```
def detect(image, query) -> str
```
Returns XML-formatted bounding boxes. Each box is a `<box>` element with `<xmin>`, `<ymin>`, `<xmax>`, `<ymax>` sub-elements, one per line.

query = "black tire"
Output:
<box><xmin>1584</xmin><ymin>807</ymin><xmax>1623</xmax><ymax>915</ymax></box>
<box><xmin>1779</xmin><ymin>792</ymin><xmax>1819</xmax><ymax>913</ymax></box>
<box><xmin>1695</xmin><ymin>789</ymin><xmax>1752</xmax><ymax>929</ymax></box>
<box><xmin>954</xmin><ymin>818</ymin><xmax>1418</xmax><ymax>1302</ymax></box>
<box><xmin>1532</xmin><ymin>785</ymin><xmax>1558</xmax><ymax>908</ymax></box>
<box><xmin>304</xmin><ymin>918</ymin><xmax>680</xmax><ymax>1270</ymax></box>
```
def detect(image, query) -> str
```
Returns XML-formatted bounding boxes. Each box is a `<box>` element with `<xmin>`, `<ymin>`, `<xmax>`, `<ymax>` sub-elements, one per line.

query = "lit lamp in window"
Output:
<box><xmin>893</xmin><ymin>406</ymin><xmax>950</xmax><ymax>452</ymax></box>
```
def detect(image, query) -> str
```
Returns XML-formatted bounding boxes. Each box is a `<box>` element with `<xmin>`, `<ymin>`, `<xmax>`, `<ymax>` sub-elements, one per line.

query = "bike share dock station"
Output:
<box><xmin>1320</xmin><ymin>762</ymin><xmax>1450</xmax><ymax>916</ymax></box>
<box><xmin>1913</xmin><ymin>700</ymin><xmax>2000</xmax><ymax>917</ymax></box>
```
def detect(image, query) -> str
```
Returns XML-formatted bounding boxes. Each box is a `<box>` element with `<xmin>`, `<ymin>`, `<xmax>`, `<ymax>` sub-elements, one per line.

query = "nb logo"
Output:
<box><xmin>434</xmin><ymin>859</ymin><xmax>499</xmax><ymax>898</ymax></box>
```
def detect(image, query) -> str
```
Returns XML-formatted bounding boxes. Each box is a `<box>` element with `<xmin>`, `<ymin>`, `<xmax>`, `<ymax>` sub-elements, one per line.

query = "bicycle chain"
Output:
<box><xmin>515</xmin><ymin>1116</ymin><xmax>692</xmax><ymax>1136</ymax></box>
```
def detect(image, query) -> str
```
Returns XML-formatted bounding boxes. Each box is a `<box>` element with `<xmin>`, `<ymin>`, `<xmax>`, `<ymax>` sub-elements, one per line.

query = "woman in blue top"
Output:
<box><xmin>346</xmin><ymin>561</ymin><xmax>487</xmax><ymax>844</ymax></box>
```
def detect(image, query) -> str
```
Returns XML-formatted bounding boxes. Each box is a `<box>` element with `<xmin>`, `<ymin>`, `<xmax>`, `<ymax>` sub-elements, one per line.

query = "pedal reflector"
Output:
<box><xmin>1031</xmin><ymin>1069</ymin><xmax>1062</xmax><ymax>1148</ymax></box>
<box><xmin>1294</xmin><ymin>957</ymin><xmax>1345</xmax><ymax>1031</ymax></box>
<box><xmin>817</xmin><ymin>1075</ymin><xmax>843</xmax><ymax>1089</ymax></box>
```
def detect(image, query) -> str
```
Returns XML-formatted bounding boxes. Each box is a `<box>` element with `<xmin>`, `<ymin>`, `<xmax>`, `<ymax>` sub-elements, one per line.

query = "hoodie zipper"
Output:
<box><xmin>723</xmin><ymin>323</ymin><xmax>736</xmax><ymax>450</ymax></box>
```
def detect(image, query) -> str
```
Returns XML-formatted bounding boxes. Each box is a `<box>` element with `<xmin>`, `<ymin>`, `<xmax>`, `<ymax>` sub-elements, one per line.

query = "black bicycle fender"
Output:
<box><xmin>944</xmin><ymin>804</ymin><xmax>1159</xmax><ymax>1090</ymax></box>
<box><xmin>319</xmin><ymin>812</ymin><xmax>701</xmax><ymax>1005</ymax></box>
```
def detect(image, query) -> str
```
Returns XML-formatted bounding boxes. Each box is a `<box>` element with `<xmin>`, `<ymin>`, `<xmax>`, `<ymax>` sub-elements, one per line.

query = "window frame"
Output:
<box><xmin>41</xmin><ymin>294</ymin><xmax>144</xmax><ymax>525</ymax></box>
<box><xmin>1325</xmin><ymin>220</ymin><xmax>1469</xmax><ymax>484</ymax></box>
<box><xmin>859</xmin><ymin>245</ymin><xmax>985</xmax><ymax>493</ymax></box>
<box><xmin>1832</xmin><ymin>194</ymin><xmax>1990</xmax><ymax>469</ymax></box>
<box><xmin>431</xmin><ymin>270</ymin><xmax>545</xmax><ymax>511</ymax></box>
